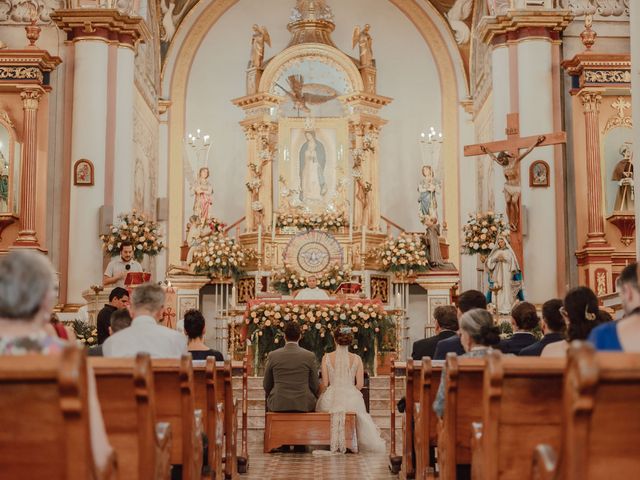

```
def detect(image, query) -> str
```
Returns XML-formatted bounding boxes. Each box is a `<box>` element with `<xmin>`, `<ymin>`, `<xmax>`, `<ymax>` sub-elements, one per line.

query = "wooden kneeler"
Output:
<box><xmin>263</xmin><ymin>412</ymin><xmax>358</xmax><ymax>453</ymax></box>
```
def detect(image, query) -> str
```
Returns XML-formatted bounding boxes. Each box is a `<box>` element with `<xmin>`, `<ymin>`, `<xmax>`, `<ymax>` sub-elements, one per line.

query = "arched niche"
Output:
<box><xmin>0</xmin><ymin>111</ymin><xmax>21</xmax><ymax>219</ymax></box>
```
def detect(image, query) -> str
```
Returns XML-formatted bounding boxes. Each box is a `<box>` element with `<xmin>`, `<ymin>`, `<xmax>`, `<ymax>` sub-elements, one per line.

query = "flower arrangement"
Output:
<box><xmin>270</xmin><ymin>264</ymin><xmax>352</xmax><ymax>295</ymax></box>
<box><xmin>192</xmin><ymin>233</ymin><xmax>255</xmax><ymax>279</ymax></box>
<box><xmin>100</xmin><ymin>210</ymin><xmax>164</xmax><ymax>261</ymax></box>
<box><xmin>461</xmin><ymin>211</ymin><xmax>509</xmax><ymax>256</ymax></box>
<box><xmin>72</xmin><ymin>319</ymin><xmax>97</xmax><ymax>347</ymax></box>
<box><xmin>373</xmin><ymin>232</ymin><xmax>429</xmax><ymax>274</ymax></box>
<box><xmin>245</xmin><ymin>301</ymin><xmax>396</xmax><ymax>370</ymax></box>
<box><xmin>276</xmin><ymin>211</ymin><xmax>348</xmax><ymax>232</ymax></box>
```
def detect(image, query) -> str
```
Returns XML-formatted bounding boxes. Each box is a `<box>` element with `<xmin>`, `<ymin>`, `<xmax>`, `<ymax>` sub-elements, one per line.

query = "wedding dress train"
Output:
<box><xmin>315</xmin><ymin>345</ymin><xmax>386</xmax><ymax>453</ymax></box>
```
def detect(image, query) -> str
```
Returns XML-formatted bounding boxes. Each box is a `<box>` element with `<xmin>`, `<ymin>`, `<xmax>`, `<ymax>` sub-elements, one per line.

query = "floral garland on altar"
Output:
<box><xmin>192</xmin><ymin>234</ymin><xmax>256</xmax><ymax>279</ymax></box>
<box><xmin>461</xmin><ymin>211</ymin><xmax>509</xmax><ymax>257</ymax></box>
<box><xmin>276</xmin><ymin>211</ymin><xmax>348</xmax><ymax>232</ymax></box>
<box><xmin>100</xmin><ymin>210</ymin><xmax>164</xmax><ymax>261</ymax></box>
<box><xmin>270</xmin><ymin>264</ymin><xmax>352</xmax><ymax>295</ymax></box>
<box><xmin>373</xmin><ymin>232</ymin><xmax>429</xmax><ymax>275</ymax></box>
<box><xmin>72</xmin><ymin>319</ymin><xmax>97</xmax><ymax>347</ymax></box>
<box><xmin>246</xmin><ymin>301</ymin><xmax>396</xmax><ymax>370</ymax></box>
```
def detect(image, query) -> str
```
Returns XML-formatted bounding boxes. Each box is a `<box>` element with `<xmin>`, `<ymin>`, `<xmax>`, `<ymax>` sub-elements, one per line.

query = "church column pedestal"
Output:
<box><xmin>13</xmin><ymin>88</ymin><xmax>43</xmax><ymax>248</ymax></box>
<box><xmin>631</xmin><ymin>3</ymin><xmax>640</xmax><ymax>254</ymax></box>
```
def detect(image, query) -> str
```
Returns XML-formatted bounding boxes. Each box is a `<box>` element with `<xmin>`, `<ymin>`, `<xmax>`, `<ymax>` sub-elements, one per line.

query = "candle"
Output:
<box><xmin>361</xmin><ymin>226</ymin><xmax>366</xmax><ymax>262</ymax></box>
<box><xmin>231</xmin><ymin>285</ymin><xmax>236</xmax><ymax>308</ymax></box>
<box><xmin>257</xmin><ymin>225</ymin><xmax>263</xmax><ymax>255</ymax></box>
<box><xmin>395</xmin><ymin>292</ymin><xmax>402</xmax><ymax>309</ymax></box>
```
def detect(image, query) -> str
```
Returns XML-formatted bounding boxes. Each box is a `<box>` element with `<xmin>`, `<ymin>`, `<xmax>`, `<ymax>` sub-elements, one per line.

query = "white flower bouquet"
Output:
<box><xmin>100</xmin><ymin>210</ymin><xmax>164</xmax><ymax>261</ymax></box>
<box><xmin>461</xmin><ymin>211</ymin><xmax>509</xmax><ymax>256</ymax></box>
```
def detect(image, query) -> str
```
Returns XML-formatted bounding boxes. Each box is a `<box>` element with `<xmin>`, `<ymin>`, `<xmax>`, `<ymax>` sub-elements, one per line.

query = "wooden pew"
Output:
<box><xmin>389</xmin><ymin>360</ymin><xmax>404</xmax><ymax>474</ymax></box>
<box><xmin>152</xmin><ymin>356</ymin><xmax>204</xmax><ymax>480</ymax></box>
<box><xmin>437</xmin><ymin>354</ymin><xmax>485</xmax><ymax>480</ymax></box>
<box><xmin>532</xmin><ymin>342</ymin><xmax>640</xmax><ymax>480</ymax></box>
<box><xmin>470</xmin><ymin>350</ymin><xmax>564</xmax><ymax>480</ymax></box>
<box><xmin>413</xmin><ymin>358</ymin><xmax>444</xmax><ymax>480</ymax></box>
<box><xmin>232</xmin><ymin>357</ymin><xmax>249</xmax><ymax>474</ymax></box>
<box><xmin>0</xmin><ymin>346</ymin><xmax>118</xmax><ymax>479</ymax></box>
<box><xmin>263</xmin><ymin>412</ymin><xmax>358</xmax><ymax>452</ymax></box>
<box><xmin>90</xmin><ymin>354</ymin><xmax>172</xmax><ymax>480</ymax></box>
<box><xmin>401</xmin><ymin>359</ymin><xmax>422</xmax><ymax>480</ymax></box>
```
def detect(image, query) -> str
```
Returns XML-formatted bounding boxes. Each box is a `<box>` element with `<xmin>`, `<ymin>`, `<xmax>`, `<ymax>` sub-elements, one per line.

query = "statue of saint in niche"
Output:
<box><xmin>611</xmin><ymin>142</ymin><xmax>634</xmax><ymax>212</ymax></box>
<box><xmin>299</xmin><ymin>129</ymin><xmax>327</xmax><ymax>204</ymax></box>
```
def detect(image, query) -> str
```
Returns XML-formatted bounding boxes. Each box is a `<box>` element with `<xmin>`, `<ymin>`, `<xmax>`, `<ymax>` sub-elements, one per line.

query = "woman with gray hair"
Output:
<box><xmin>0</xmin><ymin>250</ymin><xmax>113</xmax><ymax>470</ymax></box>
<box><xmin>432</xmin><ymin>308</ymin><xmax>500</xmax><ymax>418</ymax></box>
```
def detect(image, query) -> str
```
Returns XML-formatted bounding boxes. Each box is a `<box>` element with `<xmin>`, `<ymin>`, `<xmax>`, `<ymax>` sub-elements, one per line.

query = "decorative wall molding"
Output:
<box><xmin>603</xmin><ymin>96</ymin><xmax>632</xmax><ymax>134</ymax></box>
<box><xmin>0</xmin><ymin>0</ymin><xmax>63</xmax><ymax>24</ymax></box>
<box><xmin>557</xmin><ymin>0</ymin><xmax>629</xmax><ymax>18</ymax></box>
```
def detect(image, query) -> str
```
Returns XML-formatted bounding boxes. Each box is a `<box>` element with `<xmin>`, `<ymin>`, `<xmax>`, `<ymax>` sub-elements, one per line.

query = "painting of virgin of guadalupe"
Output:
<box><xmin>299</xmin><ymin>129</ymin><xmax>327</xmax><ymax>203</ymax></box>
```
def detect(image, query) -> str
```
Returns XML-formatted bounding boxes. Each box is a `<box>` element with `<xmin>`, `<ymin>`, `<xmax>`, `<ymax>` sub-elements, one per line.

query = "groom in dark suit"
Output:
<box><xmin>263</xmin><ymin>322</ymin><xmax>320</xmax><ymax>412</ymax></box>
<box><xmin>411</xmin><ymin>305</ymin><xmax>458</xmax><ymax>360</ymax></box>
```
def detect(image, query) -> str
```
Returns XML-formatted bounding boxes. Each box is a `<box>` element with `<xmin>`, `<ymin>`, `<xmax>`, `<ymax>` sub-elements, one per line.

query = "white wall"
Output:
<box><xmin>184</xmin><ymin>0</ymin><xmax>442</xmax><ymax>231</ymax></box>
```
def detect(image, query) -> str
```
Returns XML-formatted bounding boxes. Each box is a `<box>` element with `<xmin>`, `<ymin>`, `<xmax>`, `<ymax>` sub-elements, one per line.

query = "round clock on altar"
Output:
<box><xmin>283</xmin><ymin>230</ymin><xmax>343</xmax><ymax>274</ymax></box>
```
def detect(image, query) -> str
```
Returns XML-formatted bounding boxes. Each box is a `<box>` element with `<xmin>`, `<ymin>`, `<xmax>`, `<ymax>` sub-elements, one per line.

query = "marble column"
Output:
<box><xmin>580</xmin><ymin>90</ymin><xmax>607</xmax><ymax>244</ymax></box>
<box><xmin>112</xmin><ymin>44</ymin><xmax>136</xmax><ymax>215</ymax></box>
<box><xmin>67</xmin><ymin>40</ymin><xmax>109</xmax><ymax>304</ymax></box>
<box><xmin>14</xmin><ymin>88</ymin><xmax>42</xmax><ymax>248</ymax></box>
<box><xmin>631</xmin><ymin>2</ymin><xmax>640</xmax><ymax>254</ymax></box>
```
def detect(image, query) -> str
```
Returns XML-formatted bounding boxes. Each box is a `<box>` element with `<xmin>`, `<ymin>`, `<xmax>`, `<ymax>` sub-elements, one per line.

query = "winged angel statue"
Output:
<box><xmin>276</xmin><ymin>75</ymin><xmax>338</xmax><ymax>114</ymax></box>
<box><xmin>352</xmin><ymin>24</ymin><xmax>373</xmax><ymax>67</ymax></box>
<box><xmin>250</xmin><ymin>24</ymin><xmax>271</xmax><ymax>68</ymax></box>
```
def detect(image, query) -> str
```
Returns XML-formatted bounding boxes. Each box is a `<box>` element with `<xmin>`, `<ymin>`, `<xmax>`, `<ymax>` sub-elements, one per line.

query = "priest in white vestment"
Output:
<box><xmin>295</xmin><ymin>275</ymin><xmax>330</xmax><ymax>300</ymax></box>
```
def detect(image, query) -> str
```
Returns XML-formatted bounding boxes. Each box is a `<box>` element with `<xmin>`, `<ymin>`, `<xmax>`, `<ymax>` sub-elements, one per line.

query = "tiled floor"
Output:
<box><xmin>243</xmin><ymin>448</ymin><xmax>398</xmax><ymax>479</ymax></box>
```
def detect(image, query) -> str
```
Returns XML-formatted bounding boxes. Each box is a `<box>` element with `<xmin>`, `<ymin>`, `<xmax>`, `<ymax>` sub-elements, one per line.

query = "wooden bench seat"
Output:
<box><xmin>90</xmin><ymin>354</ymin><xmax>172</xmax><ymax>480</ymax></box>
<box><xmin>470</xmin><ymin>350</ymin><xmax>564</xmax><ymax>480</ymax></box>
<box><xmin>263</xmin><ymin>412</ymin><xmax>358</xmax><ymax>453</ymax></box>
<box><xmin>532</xmin><ymin>342</ymin><xmax>640</xmax><ymax>480</ymax></box>
<box><xmin>414</xmin><ymin>358</ymin><xmax>443</xmax><ymax>480</ymax></box>
<box><xmin>0</xmin><ymin>346</ymin><xmax>117</xmax><ymax>479</ymax></box>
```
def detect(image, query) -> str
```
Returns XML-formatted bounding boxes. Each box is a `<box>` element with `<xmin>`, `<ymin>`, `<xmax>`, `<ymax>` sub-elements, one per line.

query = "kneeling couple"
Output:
<box><xmin>263</xmin><ymin>322</ymin><xmax>386</xmax><ymax>453</ymax></box>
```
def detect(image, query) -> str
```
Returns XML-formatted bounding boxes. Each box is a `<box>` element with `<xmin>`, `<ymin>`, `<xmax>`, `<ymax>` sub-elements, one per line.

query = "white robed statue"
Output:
<box><xmin>486</xmin><ymin>235</ymin><xmax>523</xmax><ymax>315</ymax></box>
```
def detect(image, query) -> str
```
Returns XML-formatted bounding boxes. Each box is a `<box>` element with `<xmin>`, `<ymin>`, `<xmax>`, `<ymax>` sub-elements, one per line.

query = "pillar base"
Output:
<box><xmin>12</xmin><ymin>230</ymin><xmax>45</xmax><ymax>251</ymax></box>
<box><xmin>575</xmin><ymin>245</ymin><xmax>615</xmax><ymax>296</ymax></box>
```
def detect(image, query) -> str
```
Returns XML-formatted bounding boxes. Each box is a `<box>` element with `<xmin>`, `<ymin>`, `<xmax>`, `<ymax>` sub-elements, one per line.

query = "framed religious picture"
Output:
<box><xmin>529</xmin><ymin>160</ymin><xmax>550</xmax><ymax>188</ymax></box>
<box><xmin>73</xmin><ymin>159</ymin><xmax>94</xmax><ymax>186</ymax></box>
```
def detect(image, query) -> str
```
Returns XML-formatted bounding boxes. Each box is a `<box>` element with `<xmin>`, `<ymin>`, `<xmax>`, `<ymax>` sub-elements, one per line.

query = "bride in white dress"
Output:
<box><xmin>315</xmin><ymin>327</ymin><xmax>386</xmax><ymax>453</ymax></box>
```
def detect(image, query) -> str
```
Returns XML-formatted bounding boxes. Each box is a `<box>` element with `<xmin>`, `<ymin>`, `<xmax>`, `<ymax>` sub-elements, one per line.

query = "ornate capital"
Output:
<box><xmin>580</xmin><ymin>91</ymin><xmax>602</xmax><ymax>113</ymax></box>
<box><xmin>478</xmin><ymin>9</ymin><xmax>573</xmax><ymax>46</ymax></box>
<box><xmin>50</xmin><ymin>9</ymin><xmax>150</xmax><ymax>48</ymax></box>
<box><xmin>20</xmin><ymin>89</ymin><xmax>42</xmax><ymax>110</ymax></box>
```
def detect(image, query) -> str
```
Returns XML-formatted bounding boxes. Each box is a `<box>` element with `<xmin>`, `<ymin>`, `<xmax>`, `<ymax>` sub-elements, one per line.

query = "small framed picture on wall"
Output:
<box><xmin>529</xmin><ymin>160</ymin><xmax>550</xmax><ymax>188</ymax></box>
<box><xmin>73</xmin><ymin>159</ymin><xmax>94</xmax><ymax>186</ymax></box>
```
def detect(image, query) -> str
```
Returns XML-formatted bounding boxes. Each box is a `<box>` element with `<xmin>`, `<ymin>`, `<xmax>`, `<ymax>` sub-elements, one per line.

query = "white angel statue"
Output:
<box><xmin>352</xmin><ymin>24</ymin><xmax>373</xmax><ymax>67</ymax></box>
<box><xmin>250</xmin><ymin>24</ymin><xmax>271</xmax><ymax>69</ymax></box>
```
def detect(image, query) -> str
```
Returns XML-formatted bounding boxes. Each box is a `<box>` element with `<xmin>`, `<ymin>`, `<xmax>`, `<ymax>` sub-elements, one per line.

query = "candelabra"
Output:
<box><xmin>419</xmin><ymin>126</ymin><xmax>443</xmax><ymax>167</ymax></box>
<box><xmin>185</xmin><ymin>129</ymin><xmax>212</xmax><ymax>168</ymax></box>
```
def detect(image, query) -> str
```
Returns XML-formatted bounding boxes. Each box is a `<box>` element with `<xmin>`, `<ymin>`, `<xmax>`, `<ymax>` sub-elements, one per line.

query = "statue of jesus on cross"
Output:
<box><xmin>464</xmin><ymin>113</ymin><xmax>566</xmax><ymax>269</ymax></box>
<box><xmin>480</xmin><ymin>135</ymin><xmax>546</xmax><ymax>232</ymax></box>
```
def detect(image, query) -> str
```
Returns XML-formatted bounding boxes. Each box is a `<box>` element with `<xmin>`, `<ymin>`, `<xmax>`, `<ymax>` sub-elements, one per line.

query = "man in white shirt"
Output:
<box><xmin>103</xmin><ymin>283</ymin><xmax>187</xmax><ymax>358</ymax></box>
<box><xmin>295</xmin><ymin>275</ymin><xmax>330</xmax><ymax>300</ymax></box>
<box><xmin>103</xmin><ymin>241</ymin><xmax>143</xmax><ymax>288</ymax></box>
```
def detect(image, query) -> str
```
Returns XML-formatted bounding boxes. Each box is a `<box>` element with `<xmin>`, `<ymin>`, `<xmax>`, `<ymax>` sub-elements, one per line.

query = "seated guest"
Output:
<box><xmin>49</xmin><ymin>313</ymin><xmax>69</xmax><ymax>340</ymax></box>
<box><xmin>542</xmin><ymin>286</ymin><xmax>608</xmax><ymax>357</ymax></box>
<box><xmin>295</xmin><ymin>275</ymin><xmax>330</xmax><ymax>300</ymax></box>
<box><xmin>0</xmin><ymin>250</ymin><xmax>113</xmax><ymax>470</ymax></box>
<box><xmin>411</xmin><ymin>305</ymin><xmax>458</xmax><ymax>361</ymax></box>
<box><xmin>589</xmin><ymin>263</ymin><xmax>640</xmax><ymax>351</ymax></box>
<box><xmin>263</xmin><ymin>322</ymin><xmax>319</xmax><ymax>413</ymax></box>
<box><xmin>89</xmin><ymin>309</ymin><xmax>132</xmax><ymax>357</ymax></box>
<box><xmin>433</xmin><ymin>308</ymin><xmax>499</xmax><ymax>418</ymax></box>
<box><xmin>520</xmin><ymin>299</ymin><xmax>565</xmax><ymax>356</ymax></box>
<box><xmin>97</xmin><ymin>287</ymin><xmax>129</xmax><ymax>344</ymax></box>
<box><xmin>183</xmin><ymin>309</ymin><xmax>223</xmax><ymax>361</ymax></box>
<box><xmin>498</xmin><ymin>301</ymin><xmax>539</xmax><ymax>354</ymax></box>
<box><xmin>433</xmin><ymin>290</ymin><xmax>487</xmax><ymax>360</ymax></box>
<box><xmin>103</xmin><ymin>284</ymin><xmax>187</xmax><ymax>358</ymax></box>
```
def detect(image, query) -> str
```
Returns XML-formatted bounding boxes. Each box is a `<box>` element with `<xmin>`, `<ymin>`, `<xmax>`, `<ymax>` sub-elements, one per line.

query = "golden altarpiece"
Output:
<box><xmin>159</xmin><ymin>1</ymin><xmax>459</xmax><ymax>360</ymax></box>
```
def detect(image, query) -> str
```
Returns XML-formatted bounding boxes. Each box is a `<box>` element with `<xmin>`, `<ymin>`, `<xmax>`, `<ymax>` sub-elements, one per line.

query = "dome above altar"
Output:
<box><xmin>287</xmin><ymin>0</ymin><xmax>336</xmax><ymax>48</ymax></box>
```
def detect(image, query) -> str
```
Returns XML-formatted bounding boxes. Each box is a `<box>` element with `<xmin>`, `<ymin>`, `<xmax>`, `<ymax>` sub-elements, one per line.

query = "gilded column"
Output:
<box><xmin>14</xmin><ymin>88</ymin><xmax>42</xmax><ymax>248</ymax></box>
<box><xmin>580</xmin><ymin>90</ymin><xmax>607</xmax><ymax>244</ymax></box>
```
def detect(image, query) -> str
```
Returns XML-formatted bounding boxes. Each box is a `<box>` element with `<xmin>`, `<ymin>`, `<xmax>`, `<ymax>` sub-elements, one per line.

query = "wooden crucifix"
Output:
<box><xmin>464</xmin><ymin>113</ymin><xmax>566</xmax><ymax>269</ymax></box>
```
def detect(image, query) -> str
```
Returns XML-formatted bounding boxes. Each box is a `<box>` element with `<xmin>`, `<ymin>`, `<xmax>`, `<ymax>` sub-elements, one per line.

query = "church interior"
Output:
<box><xmin>1</xmin><ymin>0</ymin><xmax>640</xmax><ymax>478</ymax></box>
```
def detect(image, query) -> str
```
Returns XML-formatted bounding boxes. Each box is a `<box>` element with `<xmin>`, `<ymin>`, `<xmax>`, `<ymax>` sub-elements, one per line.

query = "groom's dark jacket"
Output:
<box><xmin>263</xmin><ymin>342</ymin><xmax>320</xmax><ymax>412</ymax></box>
